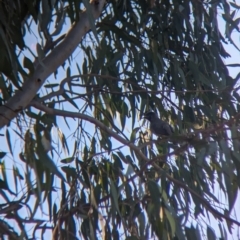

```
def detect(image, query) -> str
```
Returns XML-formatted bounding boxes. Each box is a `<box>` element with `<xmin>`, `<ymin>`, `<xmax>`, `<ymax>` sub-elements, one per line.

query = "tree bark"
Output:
<box><xmin>0</xmin><ymin>0</ymin><xmax>106</xmax><ymax>129</ymax></box>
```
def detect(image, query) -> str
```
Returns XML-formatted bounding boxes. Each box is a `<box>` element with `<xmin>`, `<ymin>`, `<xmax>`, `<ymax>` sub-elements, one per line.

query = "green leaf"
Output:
<box><xmin>207</xmin><ymin>226</ymin><xmax>216</xmax><ymax>240</ymax></box>
<box><xmin>164</xmin><ymin>209</ymin><xmax>176</xmax><ymax>236</ymax></box>
<box><xmin>0</xmin><ymin>152</ymin><xmax>7</xmax><ymax>159</ymax></box>
<box><xmin>6</xmin><ymin>129</ymin><xmax>13</xmax><ymax>155</ymax></box>
<box><xmin>23</xmin><ymin>56</ymin><xmax>34</xmax><ymax>75</ymax></box>
<box><xmin>195</xmin><ymin>225</ymin><xmax>202</xmax><ymax>240</ymax></box>
<box><xmin>185</xmin><ymin>226</ymin><xmax>197</xmax><ymax>240</ymax></box>
<box><xmin>60</xmin><ymin>157</ymin><xmax>74</xmax><ymax>163</ymax></box>
<box><xmin>120</xmin><ymin>101</ymin><xmax>128</xmax><ymax>130</ymax></box>
<box><xmin>110</xmin><ymin>179</ymin><xmax>121</xmax><ymax>215</ymax></box>
<box><xmin>44</xmin><ymin>83</ymin><xmax>59</xmax><ymax>88</ymax></box>
<box><xmin>40</xmin><ymin>0</ymin><xmax>52</xmax><ymax>31</ymax></box>
<box><xmin>0</xmin><ymin>179</ymin><xmax>8</xmax><ymax>190</ymax></box>
<box><xmin>226</xmin><ymin>63</ymin><xmax>240</xmax><ymax>67</ymax></box>
<box><xmin>130</xmin><ymin>127</ymin><xmax>140</xmax><ymax>142</ymax></box>
<box><xmin>53</xmin><ymin>203</ymin><xmax>57</xmax><ymax>225</ymax></box>
<box><xmin>147</xmin><ymin>180</ymin><xmax>161</xmax><ymax>204</ymax></box>
<box><xmin>112</xmin><ymin>153</ymin><xmax>124</xmax><ymax>171</ymax></box>
<box><xmin>36</xmin><ymin>144</ymin><xmax>65</xmax><ymax>182</ymax></box>
<box><xmin>138</xmin><ymin>212</ymin><xmax>145</xmax><ymax>237</ymax></box>
<box><xmin>219</xmin><ymin>140</ymin><xmax>231</xmax><ymax>161</ymax></box>
<box><xmin>229</xmin><ymin>2</ymin><xmax>240</xmax><ymax>9</ymax></box>
<box><xmin>61</xmin><ymin>166</ymin><xmax>77</xmax><ymax>179</ymax></box>
<box><xmin>12</xmin><ymin>166</ymin><xmax>24</xmax><ymax>193</ymax></box>
<box><xmin>57</xmin><ymin>128</ymin><xmax>70</xmax><ymax>155</ymax></box>
<box><xmin>62</xmin><ymin>92</ymin><xmax>79</xmax><ymax>110</ymax></box>
<box><xmin>52</xmin><ymin>9</ymin><xmax>66</xmax><ymax>36</ymax></box>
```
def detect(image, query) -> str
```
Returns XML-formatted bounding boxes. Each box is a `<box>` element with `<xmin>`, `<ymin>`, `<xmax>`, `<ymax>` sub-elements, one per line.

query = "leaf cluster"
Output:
<box><xmin>1</xmin><ymin>0</ymin><xmax>240</xmax><ymax>239</ymax></box>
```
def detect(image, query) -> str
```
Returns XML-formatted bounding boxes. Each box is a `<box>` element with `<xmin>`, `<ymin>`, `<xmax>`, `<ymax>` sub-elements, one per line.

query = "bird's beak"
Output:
<box><xmin>141</xmin><ymin>113</ymin><xmax>147</xmax><ymax>119</ymax></box>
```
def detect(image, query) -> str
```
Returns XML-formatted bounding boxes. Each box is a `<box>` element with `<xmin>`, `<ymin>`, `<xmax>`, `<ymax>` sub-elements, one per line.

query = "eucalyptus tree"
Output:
<box><xmin>0</xmin><ymin>0</ymin><xmax>240</xmax><ymax>239</ymax></box>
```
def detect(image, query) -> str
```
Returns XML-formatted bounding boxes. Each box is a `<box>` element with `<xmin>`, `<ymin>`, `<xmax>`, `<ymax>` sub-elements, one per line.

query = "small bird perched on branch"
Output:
<box><xmin>142</xmin><ymin>111</ymin><xmax>173</xmax><ymax>137</ymax></box>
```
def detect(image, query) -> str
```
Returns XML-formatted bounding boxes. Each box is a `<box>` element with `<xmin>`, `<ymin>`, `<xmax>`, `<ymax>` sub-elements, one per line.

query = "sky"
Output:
<box><xmin>1</xmin><ymin>1</ymin><xmax>240</xmax><ymax>239</ymax></box>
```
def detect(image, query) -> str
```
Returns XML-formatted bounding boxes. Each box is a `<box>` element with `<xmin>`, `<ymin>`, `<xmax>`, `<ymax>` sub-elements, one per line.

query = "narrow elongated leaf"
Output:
<box><xmin>6</xmin><ymin>129</ymin><xmax>13</xmax><ymax>155</ymax></box>
<box><xmin>110</xmin><ymin>179</ymin><xmax>120</xmax><ymax>215</ymax></box>
<box><xmin>207</xmin><ymin>226</ymin><xmax>216</xmax><ymax>240</ymax></box>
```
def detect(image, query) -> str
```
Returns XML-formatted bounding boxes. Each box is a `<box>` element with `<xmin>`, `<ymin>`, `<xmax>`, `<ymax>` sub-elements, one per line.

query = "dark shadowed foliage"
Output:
<box><xmin>0</xmin><ymin>0</ymin><xmax>240</xmax><ymax>239</ymax></box>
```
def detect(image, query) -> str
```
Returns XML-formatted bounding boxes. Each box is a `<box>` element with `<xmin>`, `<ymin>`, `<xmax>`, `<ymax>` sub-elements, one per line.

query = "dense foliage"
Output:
<box><xmin>0</xmin><ymin>0</ymin><xmax>240</xmax><ymax>239</ymax></box>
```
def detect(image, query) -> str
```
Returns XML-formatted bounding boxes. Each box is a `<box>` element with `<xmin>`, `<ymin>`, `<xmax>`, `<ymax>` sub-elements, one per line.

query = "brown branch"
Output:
<box><xmin>31</xmin><ymin>101</ymin><xmax>240</xmax><ymax>227</ymax></box>
<box><xmin>31</xmin><ymin>100</ymin><xmax>147</xmax><ymax>159</ymax></box>
<box><xmin>40</xmin><ymin>73</ymin><xmax>235</xmax><ymax>101</ymax></box>
<box><xmin>60</xmin><ymin>73</ymin><xmax>235</xmax><ymax>93</ymax></box>
<box><xmin>0</xmin><ymin>221</ymin><xmax>19</xmax><ymax>240</ymax></box>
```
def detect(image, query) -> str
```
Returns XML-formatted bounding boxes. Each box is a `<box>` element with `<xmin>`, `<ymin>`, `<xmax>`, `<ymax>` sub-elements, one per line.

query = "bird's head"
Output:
<box><xmin>142</xmin><ymin>111</ymin><xmax>157</xmax><ymax>122</ymax></box>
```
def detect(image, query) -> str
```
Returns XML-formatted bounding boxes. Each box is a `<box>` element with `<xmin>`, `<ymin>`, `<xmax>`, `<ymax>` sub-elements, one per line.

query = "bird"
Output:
<box><xmin>142</xmin><ymin>111</ymin><xmax>173</xmax><ymax>137</ymax></box>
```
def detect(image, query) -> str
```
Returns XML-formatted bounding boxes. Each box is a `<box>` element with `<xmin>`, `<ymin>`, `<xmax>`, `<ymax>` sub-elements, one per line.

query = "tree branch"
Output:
<box><xmin>31</xmin><ymin>100</ymin><xmax>240</xmax><ymax>227</ymax></box>
<box><xmin>0</xmin><ymin>0</ymin><xmax>106</xmax><ymax>129</ymax></box>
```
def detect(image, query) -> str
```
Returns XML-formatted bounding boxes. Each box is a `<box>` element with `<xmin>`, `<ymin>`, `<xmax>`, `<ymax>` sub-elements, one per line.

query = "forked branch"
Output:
<box><xmin>0</xmin><ymin>0</ymin><xmax>106</xmax><ymax>129</ymax></box>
